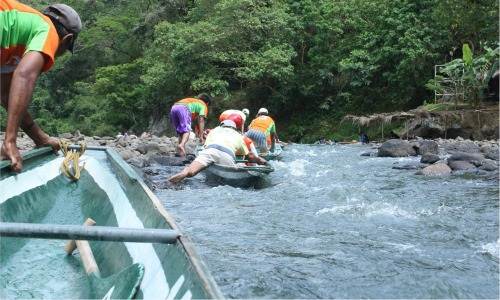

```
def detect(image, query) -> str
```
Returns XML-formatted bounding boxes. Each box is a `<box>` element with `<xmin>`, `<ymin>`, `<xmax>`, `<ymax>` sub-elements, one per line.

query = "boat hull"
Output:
<box><xmin>204</xmin><ymin>163</ymin><xmax>274</xmax><ymax>188</ymax></box>
<box><xmin>0</xmin><ymin>147</ymin><xmax>222</xmax><ymax>299</ymax></box>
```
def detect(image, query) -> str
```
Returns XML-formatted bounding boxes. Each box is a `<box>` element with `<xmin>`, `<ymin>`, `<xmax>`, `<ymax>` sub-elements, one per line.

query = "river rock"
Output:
<box><xmin>415</xmin><ymin>140</ymin><xmax>439</xmax><ymax>155</ymax></box>
<box><xmin>378</xmin><ymin>139</ymin><xmax>417</xmax><ymax>157</ymax></box>
<box><xmin>119</xmin><ymin>149</ymin><xmax>136</xmax><ymax>161</ymax></box>
<box><xmin>480</xmin><ymin>144</ymin><xmax>499</xmax><ymax>160</ymax></box>
<box><xmin>448</xmin><ymin>160</ymin><xmax>476</xmax><ymax>171</ymax></box>
<box><xmin>421</xmin><ymin>153</ymin><xmax>440</xmax><ymax>164</ymax></box>
<box><xmin>136</xmin><ymin>142</ymin><xmax>160</xmax><ymax>154</ymax></box>
<box><xmin>411</xmin><ymin>119</ymin><xmax>445</xmax><ymax>139</ymax></box>
<box><xmin>447</xmin><ymin>152</ymin><xmax>485</xmax><ymax>166</ymax></box>
<box><xmin>485</xmin><ymin>150</ymin><xmax>499</xmax><ymax>161</ymax></box>
<box><xmin>59</xmin><ymin>132</ymin><xmax>73</xmax><ymax>139</ymax></box>
<box><xmin>479</xmin><ymin>159</ymin><xmax>499</xmax><ymax>171</ymax></box>
<box><xmin>392</xmin><ymin>163</ymin><xmax>420</xmax><ymax>170</ymax></box>
<box><xmin>417</xmin><ymin>163</ymin><xmax>452</xmax><ymax>176</ymax></box>
<box><xmin>127</xmin><ymin>157</ymin><xmax>149</xmax><ymax>168</ymax></box>
<box><xmin>444</xmin><ymin>140</ymin><xmax>480</xmax><ymax>153</ymax></box>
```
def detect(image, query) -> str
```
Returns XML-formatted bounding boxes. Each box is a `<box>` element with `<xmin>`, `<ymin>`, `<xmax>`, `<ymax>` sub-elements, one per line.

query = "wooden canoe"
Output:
<box><xmin>0</xmin><ymin>147</ymin><xmax>223</xmax><ymax>299</ymax></box>
<box><xmin>204</xmin><ymin>163</ymin><xmax>274</xmax><ymax>188</ymax></box>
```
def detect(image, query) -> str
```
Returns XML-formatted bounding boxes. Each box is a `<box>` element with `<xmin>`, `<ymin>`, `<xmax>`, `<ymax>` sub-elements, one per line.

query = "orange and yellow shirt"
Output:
<box><xmin>1</xmin><ymin>0</ymin><xmax>59</xmax><ymax>73</ymax></box>
<box><xmin>175</xmin><ymin>98</ymin><xmax>209</xmax><ymax>121</ymax></box>
<box><xmin>248</xmin><ymin>116</ymin><xmax>276</xmax><ymax>136</ymax></box>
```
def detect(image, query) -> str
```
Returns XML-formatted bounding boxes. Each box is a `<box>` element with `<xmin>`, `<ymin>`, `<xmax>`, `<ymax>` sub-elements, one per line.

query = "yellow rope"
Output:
<box><xmin>59</xmin><ymin>140</ymin><xmax>86</xmax><ymax>181</ymax></box>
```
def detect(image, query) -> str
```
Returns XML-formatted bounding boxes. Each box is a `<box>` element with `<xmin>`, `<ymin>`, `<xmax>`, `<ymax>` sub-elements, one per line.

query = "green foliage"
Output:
<box><xmin>426</xmin><ymin>44</ymin><xmax>499</xmax><ymax>107</ymax></box>
<box><xmin>17</xmin><ymin>0</ymin><xmax>498</xmax><ymax>140</ymax></box>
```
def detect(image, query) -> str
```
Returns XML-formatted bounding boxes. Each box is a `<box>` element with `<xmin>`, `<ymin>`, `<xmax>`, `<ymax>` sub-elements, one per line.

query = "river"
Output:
<box><xmin>153</xmin><ymin>144</ymin><xmax>499</xmax><ymax>298</ymax></box>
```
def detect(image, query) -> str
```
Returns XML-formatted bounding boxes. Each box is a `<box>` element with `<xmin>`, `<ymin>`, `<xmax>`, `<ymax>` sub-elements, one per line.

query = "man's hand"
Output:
<box><xmin>35</xmin><ymin>136</ymin><xmax>60</xmax><ymax>153</ymax></box>
<box><xmin>1</xmin><ymin>141</ymin><xmax>22</xmax><ymax>172</ymax></box>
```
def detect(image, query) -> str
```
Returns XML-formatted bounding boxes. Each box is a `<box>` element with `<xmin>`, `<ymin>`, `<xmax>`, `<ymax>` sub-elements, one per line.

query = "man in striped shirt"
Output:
<box><xmin>0</xmin><ymin>0</ymin><xmax>82</xmax><ymax>172</ymax></box>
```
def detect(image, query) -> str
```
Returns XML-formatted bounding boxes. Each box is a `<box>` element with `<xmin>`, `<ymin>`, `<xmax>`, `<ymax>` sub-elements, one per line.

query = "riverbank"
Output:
<box><xmin>1</xmin><ymin>132</ymin><xmax>498</xmax><ymax>181</ymax></box>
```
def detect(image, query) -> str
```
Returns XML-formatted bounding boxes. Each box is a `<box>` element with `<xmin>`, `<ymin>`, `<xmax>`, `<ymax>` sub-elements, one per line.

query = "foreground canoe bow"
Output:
<box><xmin>0</xmin><ymin>147</ymin><xmax>223</xmax><ymax>299</ymax></box>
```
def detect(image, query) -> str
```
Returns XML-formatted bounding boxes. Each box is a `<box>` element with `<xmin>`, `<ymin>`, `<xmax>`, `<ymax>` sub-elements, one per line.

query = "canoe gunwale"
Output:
<box><xmin>1</xmin><ymin>146</ymin><xmax>224</xmax><ymax>299</ymax></box>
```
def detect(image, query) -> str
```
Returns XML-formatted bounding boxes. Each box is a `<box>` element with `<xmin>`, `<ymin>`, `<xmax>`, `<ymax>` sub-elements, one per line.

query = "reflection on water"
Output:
<box><xmin>155</xmin><ymin>144</ymin><xmax>499</xmax><ymax>299</ymax></box>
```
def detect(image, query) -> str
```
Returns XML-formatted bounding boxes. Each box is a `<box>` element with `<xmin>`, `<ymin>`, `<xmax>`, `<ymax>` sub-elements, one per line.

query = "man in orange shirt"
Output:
<box><xmin>246</xmin><ymin>108</ymin><xmax>279</xmax><ymax>153</ymax></box>
<box><xmin>169</xmin><ymin>94</ymin><xmax>212</xmax><ymax>156</ymax></box>
<box><xmin>0</xmin><ymin>0</ymin><xmax>82</xmax><ymax>172</ymax></box>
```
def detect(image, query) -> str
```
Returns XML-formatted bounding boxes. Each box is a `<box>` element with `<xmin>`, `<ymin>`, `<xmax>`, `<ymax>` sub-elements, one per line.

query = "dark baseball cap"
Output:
<box><xmin>43</xmin><ymin>4</ymin><xmax>82</xmax><ymax>52</ymax></box>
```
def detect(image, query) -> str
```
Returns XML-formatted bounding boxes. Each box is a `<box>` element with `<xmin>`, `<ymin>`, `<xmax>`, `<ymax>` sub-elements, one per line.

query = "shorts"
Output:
<box><xmin>194</xmin><ymin>148</ymin><xmax>236</xmax><ymax>167</ymax></box>
<box><xmin>245</xmin><ymin>130</ymin><xmax>268</xmax><ymax>152</ymax></box>
<box><xmin>170</xmin><ymin>104</ymin><xmax>191</xmax><ymax>135</ymax></box>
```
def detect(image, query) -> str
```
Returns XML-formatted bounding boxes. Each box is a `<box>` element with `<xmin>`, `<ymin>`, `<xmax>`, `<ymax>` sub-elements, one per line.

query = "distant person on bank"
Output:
<box><xmin>170</xmin><ymin>94</ymin><xmax>212</xmax><ymax>157</ymax></box>
<box><xmin>0</xmin><ymin>0</ymin><xmax>82</xmax><ymax>172</ymax></box>
<box><xmin>219</xmin><ymin>108</ymin><xmax>249</xmax><ymax>132</ymax></box>
<box><xmin>246</xmin><ymin>108</ymin><xmax>279</xmax><ymax>153</ymax></box>
<box><xmin>169</xmin><ymin>120</ymin><xmax>267</xmax><ymax>183</ymax></box>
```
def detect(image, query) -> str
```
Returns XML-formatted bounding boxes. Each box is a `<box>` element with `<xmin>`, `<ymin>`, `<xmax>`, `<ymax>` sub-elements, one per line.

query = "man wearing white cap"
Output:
<box><xmin>246</xmin><ymin>108</ymin><xmax>279</xmax><ymax>154</ymax></box>
<box><xmin>169</xmin><ymin>120</ymin><xmax>266</xmax><ymax>183</ymax></box>
<box><xmin>1</xmin><ymin>0</ymin><xmax>82</xmax><ymax>172</ymax></box>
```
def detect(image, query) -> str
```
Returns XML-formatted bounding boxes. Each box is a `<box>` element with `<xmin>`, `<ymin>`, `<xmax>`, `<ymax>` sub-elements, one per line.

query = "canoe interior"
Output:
<box><xmin>0</xmin><ymin>147</ymin><xmax>221</xmax><ymax>299</ymax></box>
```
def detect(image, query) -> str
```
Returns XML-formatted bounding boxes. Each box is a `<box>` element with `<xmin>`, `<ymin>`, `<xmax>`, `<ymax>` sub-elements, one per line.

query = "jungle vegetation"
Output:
<box><xmin>3</xmin><ymin>0</ymin><xmax>498</xmax><ymax>142</ymax></box>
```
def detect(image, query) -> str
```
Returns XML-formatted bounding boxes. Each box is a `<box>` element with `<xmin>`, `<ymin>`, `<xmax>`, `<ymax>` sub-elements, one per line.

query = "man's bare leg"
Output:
<box><xmin>177</xmin><ymin>132</ymin><xmax>190</xmax><ymax>157</ymax></box>
<box><xmin>169</xmin><ymin>161</ymin><xmax>206</xmax><ymax>183</ymax></box>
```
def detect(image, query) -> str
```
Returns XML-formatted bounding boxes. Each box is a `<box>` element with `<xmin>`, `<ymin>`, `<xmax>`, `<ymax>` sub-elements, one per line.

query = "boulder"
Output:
<box><xmin>415</xmin><ymin>140</ymin><xmax>439</xmax><ymax>155</ymax></box>
<box><xmin>417</xmin><ymin>163</ymin><xmax>452</xmax><ymax>176</ymax></box>
<box><xmin>411</xmin><ymin>119</ymin><xmax>445</xmax><ymax>138</ymax></box>
<box><xmin>481</xmin><ymin>144</ymin><xmax>499</xmax><ymax>160</ymax></box>
<box><xmin>117</xmin><ymin>138</ymin><xmax>129</xmax><ymax>147</ymax></box>
<box><xmin>444</xmin><ymin>140</ymin><xmax>480</xmax><ymax>153</ymax></box>
<box><xmin>448</xmin><ymin>160</ymin><xmax>476</xmax><ymax>171</ymax></box>
<box><xmin>392</xmin><ymin>164</ymin><xmax>420</xmax><ymax>170</ymax></box>
<box><xmin>136</xmin><ymin>142</ymin><xmax>160</xmax><ymax>155</ymax></box>
<box><xmin>447</xmin><ymin>152</ymin><xmax>485</xmax><ymax>166</ymax></box>
<box><xmin>127</xmin><ymin>157</ymin><xmax>149</xmax><ymax>168</ymax></box>
<box><xmin>421</xmin><ymin>153</ymin><xmax>440</xmax><ymax>164</ymax></box>
<box><xmin>378</xmin><ymin>139</ymin><xmax>417</xmax><ymax>157</ymax></box>
<box><xmin>59</xmin><ymin>132</ymin><xmax>73</xmax><ymax>139</ymax></box>
<box><xmin>479</xmin><ymin>159</ymin><xmax>499</xmax><ymax>171</ymax></box>
<box><xmin>119</xmin><ymin>149</ymin><xmax>136</xmax><ymax>161</ymax></box>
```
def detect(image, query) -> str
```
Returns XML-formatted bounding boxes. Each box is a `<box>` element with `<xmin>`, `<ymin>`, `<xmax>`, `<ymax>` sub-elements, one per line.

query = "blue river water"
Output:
<box><xmin>155</xmin><ymin>144</ymin><xmax>499</xmax><ymax>298</ymax></box>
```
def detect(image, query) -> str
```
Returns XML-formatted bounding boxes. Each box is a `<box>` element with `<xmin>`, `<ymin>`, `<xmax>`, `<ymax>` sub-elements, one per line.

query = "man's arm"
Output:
<box><xmin>197</xmin><ymin>116</ymin><xmax>205</xmax><ymax>143</ymax></box>
<box><xmin>248</xmin><ymin>152</ymin><xmax>267</xmax><ymax>165</ymax></box>
<box><xmin>2</xmin><ymin>51</ymin><xmax>45</xmax><ymax>172</ymax></box>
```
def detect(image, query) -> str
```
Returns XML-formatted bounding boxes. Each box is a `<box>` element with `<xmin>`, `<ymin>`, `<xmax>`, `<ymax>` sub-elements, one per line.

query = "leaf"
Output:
<box><xmin>463</xmin><ymin>43</ymin><xmax>473</xmax><ymax>67</ymax></box>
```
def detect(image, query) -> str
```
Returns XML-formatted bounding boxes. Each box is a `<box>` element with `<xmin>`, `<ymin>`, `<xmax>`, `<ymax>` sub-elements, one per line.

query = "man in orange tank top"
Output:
<box><xmin>1</xmin><ymin>1</ymin><xmax>82</xmax><ymax>172</ymax></box>
<box><xmin>246</xmin><ymin>108</ymin><xmax>279</xmax><ymax>153</ymax></box>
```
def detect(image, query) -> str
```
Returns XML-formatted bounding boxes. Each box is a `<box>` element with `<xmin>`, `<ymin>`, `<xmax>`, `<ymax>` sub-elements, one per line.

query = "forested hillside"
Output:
<box><xmin>9</xmin><ymin>0</ymin><xmax>499</xmax><ymax>141</ymax></box>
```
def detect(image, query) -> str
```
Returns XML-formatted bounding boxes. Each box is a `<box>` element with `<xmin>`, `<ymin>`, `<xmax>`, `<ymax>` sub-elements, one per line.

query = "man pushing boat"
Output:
<box><xmin>169</xmin><ymin>120</ymin><xmax>267</xmax><ymax>183</ymax></box>
<box><xmin>169</xmin><ymin>94</ymin><xmax>212</xmax><ymax>157</ymax></box>
<box><xmin>246</xmin><ymin>108</ymin><xmax>280</xmax><ymax>154</ymax></box>
<box><xmin>0</xmin><ymin>0</ymin><xmax>82</xmax><ymax>172</ymax></box>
